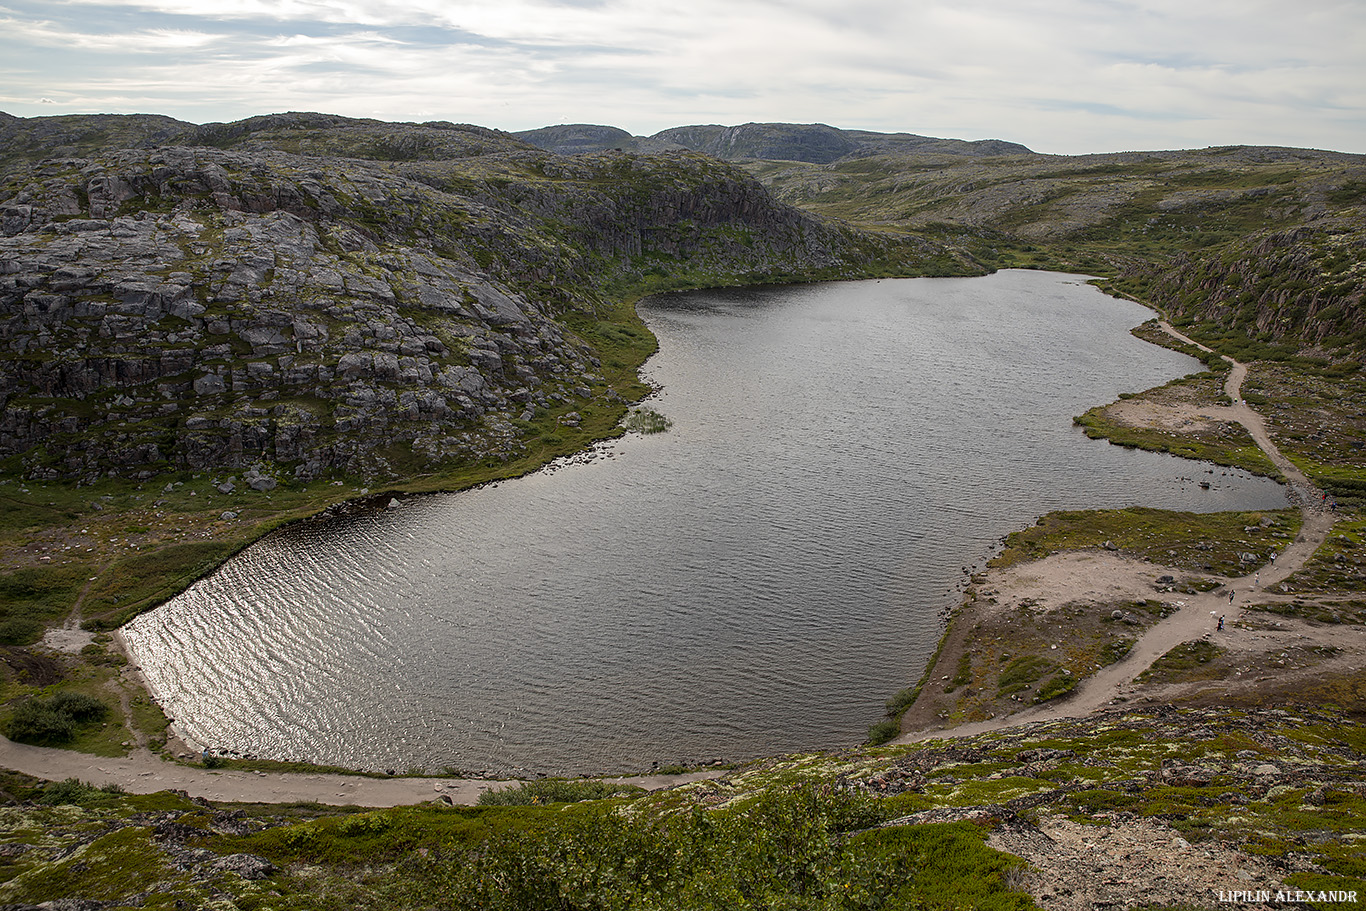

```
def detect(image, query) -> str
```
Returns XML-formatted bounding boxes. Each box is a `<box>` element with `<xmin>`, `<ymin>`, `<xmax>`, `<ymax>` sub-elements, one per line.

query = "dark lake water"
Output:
<box><xmin>123</xmin><ymin>271</ymin><xmax>1288</xmax><ymax>775</ymax></box>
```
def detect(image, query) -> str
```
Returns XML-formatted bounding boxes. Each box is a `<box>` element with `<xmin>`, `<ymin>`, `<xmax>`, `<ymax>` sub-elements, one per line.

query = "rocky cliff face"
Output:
<box><xmin>1119</xmin><ymin>218</ymin><xmax>1366</xmax><ymax>351</ymax></box>
<box><xmin>0</xmin><ymin>115</ymin><xmax>957</xmax><ymax>484</ymax></box>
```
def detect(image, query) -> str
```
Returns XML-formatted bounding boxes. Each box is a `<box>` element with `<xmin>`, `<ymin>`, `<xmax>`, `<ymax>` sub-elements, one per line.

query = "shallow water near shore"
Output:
<box><xmin>124</xmin><ymin>271</ymin><xmax>1288</xmax><ymax>775</ymax></box>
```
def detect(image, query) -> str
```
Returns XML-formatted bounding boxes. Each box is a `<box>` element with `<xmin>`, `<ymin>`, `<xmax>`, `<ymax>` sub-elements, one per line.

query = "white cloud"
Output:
<box><xmin>3</xmin><ymin>0</ymin><xmax>1364</xmax><ymax>153</ymax></box>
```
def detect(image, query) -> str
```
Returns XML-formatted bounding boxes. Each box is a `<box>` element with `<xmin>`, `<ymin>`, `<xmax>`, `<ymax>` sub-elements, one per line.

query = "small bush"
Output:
<box><xmin>621</xmin><ymin>408</ymin><xmax>672</xmax><ymax>434</ymax></box>
<box><xmin>49</xmin><ymin>691</ymin><xmax>109</xmax><ymax>723</ymax></box>
<box><xmin>4</xmin><ymin>691</ymin><xmax>109</xmax><ymax>745</ymax></box>
<box><xmin>39</xmin><ymin>777</ymin><xmax>126</xmax><ymax>807</ymax></box>
<box><xmin>867</xmin><ymin>719</ymin><xmax>901</xmax><ymax>746</ymax></box>
<box><xmin>884</xmin><ymin>687</ymin><xmax>917</xmax><ymax>717</ymax></box>
<box><xmin>0</xmin><ymin>618</ymin><xmax>43</xmax><ymax>646</ymax></box>
<box><xmin>477</xmin><ymin>778</ymin><xmax>647</xmax><ymax>806</ymax></box>
<box><xmin>5</xmin><ymin>700</ymin><xmax>74</xmax><ymax>745</ymax></box>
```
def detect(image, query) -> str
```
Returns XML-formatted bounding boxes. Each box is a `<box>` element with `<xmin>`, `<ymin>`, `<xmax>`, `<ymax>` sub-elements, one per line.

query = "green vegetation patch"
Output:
<box><xmin>1240</xmin><ymin>362</ymin><xmax>1366</xmax><ymax>507</ymax></box>
<box><xmin>621</xmin><ymin>406</ymin><xmax>673</xmax><ymax>434</ymax></box>
<box><xmin>3</xmin><ymin>691</ymin><xmax>109</xmax><ymax>746</ymax></box>
<box><xmin>1136</xmin><ymin>640</ymin><xmax>1222</xmax><ymax>684</ymax></box>
<box><xmin>993</xmin><ymin>507</ymin><xmax>1300</xmax><ymax>575</ymax></box>
<box><xmin>1281</xmin><ymin>520</ymin><xmax>1366</xmax><ymax>596</ymax></box>
<box><xmin>868</xmin><ymin>719</ymin><xmax>902</xmax><ymax>746</ymax></box>
<box><xmin>0</xmin><ymin>820</ymin><xmax>190</xmax><ymax>906</ymax></box>
<box><xmin>476</xmin><ymin>778</ymin><xmax>648</xmax><ymax>806</ymax></box>
<box><xmin>1033</xmin><ymin>673</ymin><xmax>1077</xmax><ymax>703</ymax></box>
<box><xmin>371</xmin><ymin>789</ymin><xmax>1028</xmax><ymax>911</ymax></box>
<box><xmin>84</xmin><ymin>541</ymin><xmax>240</xmax><ymax>629</ymax></box>
<box><xmin>1075</xmin><ymin>402</ymin><xmax>1279</xmax><ymax>479</ymax></box>
<box><xmin>0</xmin><ymin>565</ymin><xmax>89</xmax><ymax>628</ymax></box>
<box><xmin>998</xmin><ymin>655</ymin><xmax>1056</xmax><ymax>697</ymax></box>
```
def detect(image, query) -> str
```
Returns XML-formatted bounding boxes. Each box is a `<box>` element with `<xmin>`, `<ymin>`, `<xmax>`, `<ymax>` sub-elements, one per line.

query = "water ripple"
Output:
<box><xmin>124</xmin><ymin>272</ymin><xmax>1288</xmax><ymax>775</ymax></box>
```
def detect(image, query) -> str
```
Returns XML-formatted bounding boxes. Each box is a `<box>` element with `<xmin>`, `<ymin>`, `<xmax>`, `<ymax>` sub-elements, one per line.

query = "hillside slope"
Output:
<box><xmin>0</xmin><ymin>113</ymin><xmax>966</xmax><ymax>486</ymax></box>
<box><xmin>516</xmin><ymin>120</ymin><xmax>1031</xmax><ymax>162</ymax></box>
<box><xmin>746</xmin><ymin>144</ymin><xmax>1366</xmax><ymax>353</ymax></box>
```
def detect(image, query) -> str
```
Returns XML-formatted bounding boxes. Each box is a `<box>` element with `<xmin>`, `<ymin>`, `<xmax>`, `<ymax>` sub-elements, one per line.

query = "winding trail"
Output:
<box><xmin>898</xmin><ymin>323</ymin><xmax>1336</xmax><ymax>744</ymax></box>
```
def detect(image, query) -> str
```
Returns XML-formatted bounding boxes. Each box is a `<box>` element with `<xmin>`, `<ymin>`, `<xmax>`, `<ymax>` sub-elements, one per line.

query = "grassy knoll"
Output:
<box><xmin>1073</xmin><ymin>369</ymin><xmax>1281</xmax><ymax>478</ymax></box>
<box><xmin>992</xmin><ymin>507</ymin><xmax>1300</xmax><ymax>574</ymax></box>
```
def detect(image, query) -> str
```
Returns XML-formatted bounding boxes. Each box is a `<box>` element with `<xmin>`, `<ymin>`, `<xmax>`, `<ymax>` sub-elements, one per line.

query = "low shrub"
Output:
<box><xmin>4</xmin><ymin>691</ymin><xmax>109</xmax><ymax>745</ymax></box>
<box><xmin>0</xmin><ymin>618</ymin><xmax>43</xmax><ymax>646</ymax></box>
<box><xmin>868</xmin><ymin>719</ymin><xmax>901</xmax><ymax>746</ymax></box>
<box><xmin>477</xmin><ymin>778</ymin><xmax>647</xmax><ymax>806</ymax></box>
<box><xmin>49</xmin><ymin>691</ymin><xmax>108</xmax><ymax>722</ymax></box>
<box><xmin>884</xmin><ymin>687</ymin><xmax>917</xmax><ymax>717</ymax></box>
<box><xmin>5</xmin><ymin>700</ymin><xmax>75</xmax><ymax>745</ymax></box>
<box><xmin>39</xmin><ymin>777</ymin><xmax>126</xmax><ymax>807</ymax></box>
<box><xmin>1033</xmin><ymin>674</ymin><xmax>1077</xmax><ymax>703</ymax></box>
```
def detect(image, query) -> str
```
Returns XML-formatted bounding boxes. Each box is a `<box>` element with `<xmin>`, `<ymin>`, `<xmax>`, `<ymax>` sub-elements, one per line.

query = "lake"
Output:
<box><xmin>123</xmin><ymin>271</ymin><xmax>1288</xmax><ymax>775</ymax></box>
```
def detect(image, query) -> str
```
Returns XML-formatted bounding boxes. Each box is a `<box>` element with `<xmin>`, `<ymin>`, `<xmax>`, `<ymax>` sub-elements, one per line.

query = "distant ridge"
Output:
<box><xmin>516</xmin><ymin>121</ymin><xmax>1033</xmax><ymax>163</ymax></box>
<box><xmin>0</xmin><ymin>112</ymin><xmax>1029</xmax><ymax>168</ymax></box>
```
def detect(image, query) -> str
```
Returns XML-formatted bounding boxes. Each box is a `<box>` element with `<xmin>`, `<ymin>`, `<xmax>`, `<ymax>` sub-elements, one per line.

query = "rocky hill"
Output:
<box><xmin>0</xmin><ymin>113</ymin><xmax>963</xmax><ymax>485</ymax></box>
<box><xmin>746</xmin><ymin>144</ymin><xmax>1366</xmax><ymax>353</ymax></box>
<box><xmin>0</xmin><ymin>111</ymin><xmax>528</xmax><ymax>169</ymax></box>
<box><xmin>516</xmin><ymin>121</ymin><xmax>1032</xmax><ymax>163</ymax></box>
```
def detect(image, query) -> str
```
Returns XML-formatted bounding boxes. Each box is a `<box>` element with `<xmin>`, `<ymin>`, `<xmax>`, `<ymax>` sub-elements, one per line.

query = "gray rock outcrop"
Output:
<box><xmin>0</xmin><ymin>115</ymin><xmax>958</xmax><ymax>483</ymax></box>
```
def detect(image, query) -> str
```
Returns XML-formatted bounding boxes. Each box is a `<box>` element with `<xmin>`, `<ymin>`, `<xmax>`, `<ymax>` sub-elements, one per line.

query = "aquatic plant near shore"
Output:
<box><xmin>621</xmin><ymin>407</ymin><xmax>673</xmax><ymax>434</ymax></box>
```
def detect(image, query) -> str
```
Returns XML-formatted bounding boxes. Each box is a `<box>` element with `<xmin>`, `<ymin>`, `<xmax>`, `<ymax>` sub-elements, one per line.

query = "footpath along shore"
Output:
<box><xmin>895</xmin><ymin>322</ymin><xmax>1347</xmax><ymax>744</ymax></box>
<box><xmin>0</xmin><ymin>733</ymin><xmax>723</xmax><ymax>806</ymax></box>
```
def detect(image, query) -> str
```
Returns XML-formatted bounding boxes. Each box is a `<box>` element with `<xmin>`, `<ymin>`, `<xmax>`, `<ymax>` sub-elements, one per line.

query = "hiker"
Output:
<box><xmin>1229</xmin><ymin>589</ymin><xmax>1235</xmax><ymax>603</ymax></box>
<box><xmin>1218</xmin><ymin>616</ymin><xmax>1225</xmax><ymax>631</ymax></box>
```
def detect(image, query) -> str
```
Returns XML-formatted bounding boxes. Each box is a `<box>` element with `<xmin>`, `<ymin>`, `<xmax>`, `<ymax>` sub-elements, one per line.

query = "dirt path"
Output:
<box><xmin>898</xmin><ymin>328</ymin><xmax>1339</xmax><ymax>744</ymax></box>
<box><xmin>0</xmin><ymin>733</ymin><xmax>723</xmax><ymax>806</ymax></box>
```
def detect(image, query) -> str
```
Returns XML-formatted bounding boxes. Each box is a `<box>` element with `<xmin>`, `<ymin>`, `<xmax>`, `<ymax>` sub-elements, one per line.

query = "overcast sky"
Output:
<box><xmin>2</xmin><ymin>0</ymin><xmax>1363</xmax><ymax>155</ymax></box>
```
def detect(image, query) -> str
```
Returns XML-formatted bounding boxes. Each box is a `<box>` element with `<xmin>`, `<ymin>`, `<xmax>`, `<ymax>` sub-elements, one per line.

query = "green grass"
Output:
<box><xmin>0</xmin><ymin>565</ymin><xmax>89</xmax><ymax>626</ymax></box>
<box><xmin>1033</xmin><ymin>674</ymin><xmax>1077</xmax><ymax>703</ymax></box>
<box><xmin>998</xmin><ymin>655</ymin><xmax>1055</xmax><ymax>697</ymax></box>
<box><xmin>1135</xmin><ymin>641</ymin><xmax>1222</xmax><ymax>684</ymax></box>
<box><xmin>992</xmin><ymin>507</ymin><xmax>1301</xmax><ymax>575</ymax></box>
<box><xmin>1073</xmin><ymin>406</ymin><xmax>1280</xmax><ymax>478</ymax></box>
<box><xmin>475</xmin><ymin>778</ymin><xmax>648</xmax><ymax>806</ymax></box>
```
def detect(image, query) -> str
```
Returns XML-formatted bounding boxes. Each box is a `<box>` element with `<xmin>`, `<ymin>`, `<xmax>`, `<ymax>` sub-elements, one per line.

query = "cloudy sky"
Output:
<box><xmin>2</xmin><ymin>0</ymin><xmax>1363</xmax><ymax>155</ymax></box>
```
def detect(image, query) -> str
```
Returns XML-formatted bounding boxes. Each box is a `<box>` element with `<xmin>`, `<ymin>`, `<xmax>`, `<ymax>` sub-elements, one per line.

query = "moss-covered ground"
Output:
<box><xmin>991</xmin><ymin>507</ymin><xmax>1301</xmax><ymax>575</ymax></box>
<box><xmin>2</xmin><ymin>706</ymin><xmax>1360</xmax><ymax>909</ymax></box>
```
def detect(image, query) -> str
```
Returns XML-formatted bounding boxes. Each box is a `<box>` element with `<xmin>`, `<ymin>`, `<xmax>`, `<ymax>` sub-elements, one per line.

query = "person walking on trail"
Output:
<box><xmin>1218</xmin><ymin>616</ymin><xmax>1225</xmax><ymax>631</ymax></box>
<box><xmin>1229</xmin><ymin>589</ymin><xmax>1236</xmax><ymax>603</ymax></box>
